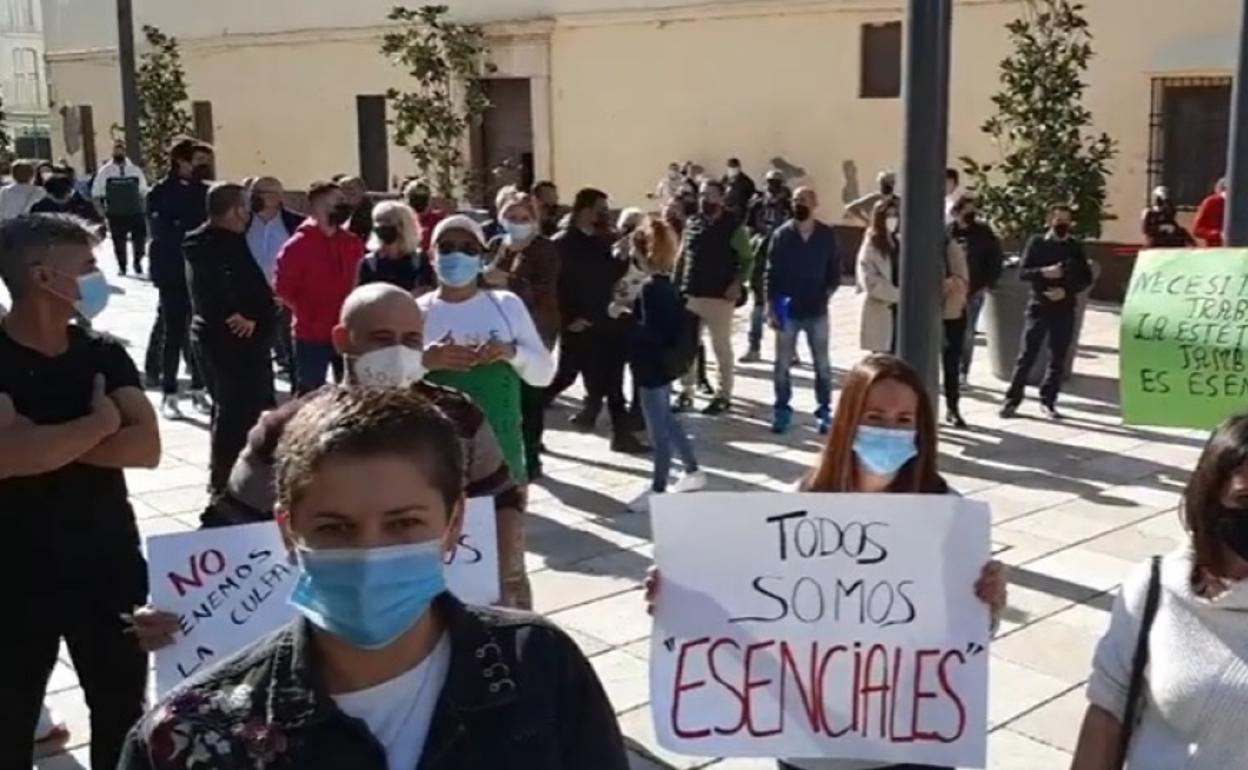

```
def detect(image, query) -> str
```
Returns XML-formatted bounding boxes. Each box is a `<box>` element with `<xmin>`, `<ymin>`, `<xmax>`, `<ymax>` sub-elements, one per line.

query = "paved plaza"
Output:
<box><xmin>31</xmin><ymin>249</ymin><xmax>1205</xmax><ymax>769</ymax></box>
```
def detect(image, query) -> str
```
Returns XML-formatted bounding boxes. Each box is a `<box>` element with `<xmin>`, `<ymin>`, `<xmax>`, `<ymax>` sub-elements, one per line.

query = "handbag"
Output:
<box><xmin>1115</xmin><ymin>555</ymin><xmax>1162</xmax><ymax>769</ymax></box>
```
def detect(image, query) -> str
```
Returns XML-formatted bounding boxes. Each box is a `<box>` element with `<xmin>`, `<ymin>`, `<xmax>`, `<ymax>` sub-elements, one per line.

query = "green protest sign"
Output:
<box><xmin>1121</xmin><ymin>248</ymin><xmax>1248</xmax><ymax>429</ymax></box>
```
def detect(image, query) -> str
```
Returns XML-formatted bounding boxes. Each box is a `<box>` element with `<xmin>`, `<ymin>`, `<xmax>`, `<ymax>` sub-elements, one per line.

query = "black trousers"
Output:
<box><xmin>273</xmin><ymin>305</ymin><xmax>294</xmax><ymax>375</ymax></box>
<box><xmin>107</xmin><ymin>214</ymin><xmax>147</xmax><ymax>272</ymax></box>
<box><xmin>2</xmin><ymin>583</ymin><xmax>147</xmax><ymax>770</ymax></box>
<box><xmin>942</xmin><ymin>315</ymin><xmax>967</xmax><ymax>411</ymax></box>
<box><xmin>546</xmin><ymin>327</ymin><xmax>589</xmax><ymax>404</ymax></box>
<box><xmin>591</xmin><ymin>317</ymin><xmax>630</xmax><ymax>429</ymax></box>
<box><xmin>195</xmin><ymin>331</ymin><xmax>276</xmax><ymax>493</ymax></box>
<box><xmin>1005</xmin><ymin>302</ymin><xmax>1076</xmax><ymax>407</ymax></box>
<box><xmin>521</xmin><ymin>382</ymin><xmax>546</xmax><ymax>473</ymax></box>
<box><xmin>158</xmin><ymin>286</ymin><xmax>204</xmax><ymax>395</ymax></box>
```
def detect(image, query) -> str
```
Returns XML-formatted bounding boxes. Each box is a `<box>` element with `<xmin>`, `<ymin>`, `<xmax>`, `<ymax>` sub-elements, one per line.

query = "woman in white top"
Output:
<box><xmin>418</xmin><ymin>215</ymin><xmax>555</xmax><ymax>482</ymax></box>
<box><xmin>856</xmin><ymin>200</ymin><xmax>900</xmax><ymax>354</ymax></box>
<box><xmin>1071</xmin><ymin>415</ymin><xmax>1248</xmax><ymax>770</ymax></box>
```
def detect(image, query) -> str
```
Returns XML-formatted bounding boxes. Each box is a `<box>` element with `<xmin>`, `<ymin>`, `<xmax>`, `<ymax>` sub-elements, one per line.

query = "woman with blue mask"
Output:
<box><xmin>120</xmin><ymin>386</ymin><xmax>629</xmax><ymax>770</ymax></box>
<box><xmin>483</xmin><ymin>191</ymin><xmax>561</xmax><ymax>480</ymax></box>
<box><xmin>643</xmin><ymin>354</ymin><xmax>1006</xmax><ymax>770</ymax></box>
<box><xmin>419</xmin><ymin>215</ymin><xmax>554</xmax><ymax>609</ymax></box>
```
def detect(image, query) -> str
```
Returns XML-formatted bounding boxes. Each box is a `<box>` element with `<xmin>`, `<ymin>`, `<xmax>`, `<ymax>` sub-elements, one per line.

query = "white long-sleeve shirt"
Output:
<box><xmin>91</xmin><ymin>158</ymin><xmax>149</xmax><ymax>199</ymax></box>
<box><xmin>1086</xmin><ymin>546</ymin><xmax>1248</xmax><ymax>770</ymax></box>
<box><xmin>0</xmin><ymin>183</ymin><xmax>45</xmax><ymax>221</ymax></box>
<box><xmin>417</xmin><ymin>289</ymin><xmax>555</xmax><ymax>387</ymax></box>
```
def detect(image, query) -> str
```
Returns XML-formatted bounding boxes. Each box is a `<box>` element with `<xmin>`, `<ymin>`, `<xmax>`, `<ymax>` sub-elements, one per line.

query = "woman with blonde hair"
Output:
<box><xmin>855</xmin><ymin>198</ymin><xmax>900</xmax><ymax>354</ymax></box>
<box><xmin>626</xmin><ymin>215</ymin><xmax>706</xmax><ymax>513</ymax></box>
<box><xmin>355</xmin><ymin>200</ymin><xmax>435</xmax><ymax>294</ymax></box>
<box><xmin>484</xmin><ymin>189</ymin><xmax>562</xmax><ymax>478</ymax></box>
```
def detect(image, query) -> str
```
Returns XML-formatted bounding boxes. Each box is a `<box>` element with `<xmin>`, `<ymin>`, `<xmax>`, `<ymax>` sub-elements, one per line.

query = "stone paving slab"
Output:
<box><xmin>25</xmin><ymin>246</ymin><xmax>1206</xmax><ymax>769</ymax></box>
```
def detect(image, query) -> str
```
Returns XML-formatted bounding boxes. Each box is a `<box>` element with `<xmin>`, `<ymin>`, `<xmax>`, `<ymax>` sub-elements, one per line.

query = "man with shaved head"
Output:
<box><xmin>765</xmin><ymin>186</ymin><xmax>839</xmax><ymax>436</ymax></box>
<box><xmin>198</xmin><ymin>283</ymin><xmax>527</xmax><ymax>604</ymax></box>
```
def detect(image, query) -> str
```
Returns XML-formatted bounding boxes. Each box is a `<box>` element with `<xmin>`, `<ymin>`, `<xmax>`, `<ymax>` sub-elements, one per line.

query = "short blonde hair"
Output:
<box><xmin>368</xmin><ymin>200</ymin><xmax>422</xmax><ymax>255</ymax></box>
<box><xmin>642</xmin><ymin>215</ymin><xmax>678</xmax><ymax>274</ymax></box>
<box><xmin>617</xmin><ymin>207</ymin><xmax>645</xmax><ymax>233</ymax></box>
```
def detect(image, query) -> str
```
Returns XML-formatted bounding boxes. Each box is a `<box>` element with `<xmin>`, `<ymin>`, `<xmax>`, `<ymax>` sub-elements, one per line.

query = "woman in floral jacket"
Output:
<box><xmin>119</xmin><ymin>386</ymin><xmax>627</xmax><ymax>770</ymax></box>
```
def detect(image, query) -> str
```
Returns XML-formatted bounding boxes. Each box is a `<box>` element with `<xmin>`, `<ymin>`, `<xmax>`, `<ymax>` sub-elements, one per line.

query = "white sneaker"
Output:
<box><xmin>627</xmin><ymin>490</ymin><xmax>656</xmax><ymax>514</ymax></box>
<box><xmin>671</xmin><ymin>470</ymin><xmax>709</xmax><ymax>494</ymax></box>
<box><xmin>190</xmin><ymin>389</ymin><xmax>212</xmax><ymax>414</ymax></box>
<box><xmin>160</xmin><ymin>395</ymin><xmax>182</xmax><ymax>419</ymax></box>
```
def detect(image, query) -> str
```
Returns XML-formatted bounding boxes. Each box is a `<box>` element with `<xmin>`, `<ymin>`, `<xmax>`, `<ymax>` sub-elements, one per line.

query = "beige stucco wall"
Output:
<box><xmin>45</xmin><ymin>0</ymin><xmax>1240</xmax><ymax>242</ymax></box>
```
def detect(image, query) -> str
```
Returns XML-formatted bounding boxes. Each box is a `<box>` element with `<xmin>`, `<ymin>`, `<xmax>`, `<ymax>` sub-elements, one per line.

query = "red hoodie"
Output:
<box><xmin>274</xmin><ymin>219</ymin><xmax>364</xmax><ymax>342</ymax></box>
<box><xmin>1193</xmin><ymin>192</ymin><xmax>1226</xmax><ymax>247</ymax></box>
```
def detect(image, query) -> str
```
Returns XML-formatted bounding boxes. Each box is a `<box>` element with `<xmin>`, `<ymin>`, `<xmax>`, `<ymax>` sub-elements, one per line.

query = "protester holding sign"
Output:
<box><xmin>189</xmin><ymin>282</ymin><xmax>528</xmax><ymax>603</ymax></box>
<box><xmin>1070</xmin><ymin>414</ymin><xmax>1248</xmax><ymax>770</ymax></box>
<box><xmin>645</xmin><ymin>354</ymin><xmax>1005</xmax><ymax>770</ymax></box>
<box><xmin>121</xmin><ymin>386</ymin><xmax>629</xmax><ymax>770</ymax></box>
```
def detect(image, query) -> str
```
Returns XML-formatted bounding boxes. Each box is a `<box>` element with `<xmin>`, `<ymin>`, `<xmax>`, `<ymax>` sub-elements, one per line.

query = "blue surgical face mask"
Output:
<box><xmin>289</xmin><ymin>540</ymin><xmax>446</xmax><ymax>650</ymax></box>
<box><xmin>853</xmin><ymin>425</ymin><xmax>919</xmax><ymax>477</ymax></box>
<box><xmin>503</xmin><ymin>221</ymin><xmax>535</xmax><ymax>245</ymax></box>
<box><xmin>72</xmin><ymin>270</ymin><xmax>111</xmax><ymax>319</ymax></box>
<box><xmin>435</xmin><ymin>251</ymin><xmax>483</xmax><ymax>288</ymax></box>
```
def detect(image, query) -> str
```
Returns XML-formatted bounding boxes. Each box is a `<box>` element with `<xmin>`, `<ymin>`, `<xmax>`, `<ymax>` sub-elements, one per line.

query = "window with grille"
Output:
<box><xmin>1147</xmin><ymin>77</ymin><xmax>1231</xmax><ymax>209</ymax></box>
<box><xmin>1</xmin><ymin>0</ymin><xmax>35</xmax><ymax>31</ymax></box>
<box><xmin>860</xmin><ymin>22</ymin><xmax>902</xmax><ymax>99</ymax></box>
<box><xmin>11</xmin><ymin>47</ymin><xmax>42</xmax><ymax>109</ymax></box>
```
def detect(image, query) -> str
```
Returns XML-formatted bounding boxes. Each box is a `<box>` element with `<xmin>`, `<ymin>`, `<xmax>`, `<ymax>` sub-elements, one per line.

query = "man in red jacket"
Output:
<box><xmin>1193</xmin><ymin>177</ymin><xmax>1227</xmax><ymax>247</ymax></box>
<box><xmin>274</xmin><ymin>181</ymin><xmax>364</xmax><ymax>394</ymax></box>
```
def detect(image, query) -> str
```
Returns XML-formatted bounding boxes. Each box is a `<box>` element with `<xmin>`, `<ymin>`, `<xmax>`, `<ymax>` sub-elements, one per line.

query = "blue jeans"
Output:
<box><xmin>748</xmin><ymin>301</ymin><xmax>766</xmax><ymax>351</ymax></box>
<box><xmin>961</xmin><ymin>290</ymin><xmax>986</xmax><ymax>377</ymax></box>
<box><xmin>638</xmin><ymin>383</ymin><xmax>698</xmax><ymax>493</ymax></box>
<box><xmin>294</xmin><ymin>339</ymin><xmax>344</xmax><ymax>395</ymax></box>
<box><xmin>774</xmin><ymin>315</ymin><xmax>832</xmax><ymax>414</ymax></box>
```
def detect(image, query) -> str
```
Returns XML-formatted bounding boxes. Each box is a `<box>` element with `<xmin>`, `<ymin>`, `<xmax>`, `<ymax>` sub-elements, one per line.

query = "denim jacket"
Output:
<box><xmin>119</xmin><ymin>594</ymin><xmax>630</xmax><ymax>770</ymax></box>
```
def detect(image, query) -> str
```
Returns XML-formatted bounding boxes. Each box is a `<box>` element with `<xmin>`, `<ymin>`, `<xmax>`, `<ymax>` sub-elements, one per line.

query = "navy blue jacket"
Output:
<box><xmin>765</xmin><ymin>220</ymin><xmax>840</xmax><ymax>320</ymax></box>
<box><xmin>146</xmin><ymin>175</ymin><xmax>208</xmax><ymax>291</ymax></box>
<box><xmin>629</xmin><ymin>275</ymin><xmax>683</xmax><ymax>387</ymax></box>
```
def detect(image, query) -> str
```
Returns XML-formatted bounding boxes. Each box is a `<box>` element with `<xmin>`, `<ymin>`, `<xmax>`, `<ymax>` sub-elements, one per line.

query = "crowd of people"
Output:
<box><xmin>0</xmin><ymin>141</ymin><xmax>1242</xmax><ymax>770</ymax></box>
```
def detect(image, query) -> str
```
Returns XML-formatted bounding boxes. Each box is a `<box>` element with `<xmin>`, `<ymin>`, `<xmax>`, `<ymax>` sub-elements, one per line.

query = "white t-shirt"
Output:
<box><xmin>330</xmin><ymin>634</ymin><xmax>452</xmax><ymax>770</ymax></box>
<box><xmin>417</xmin><ymin>289</ymin><xmax>556</xmax><ymax>388</ymax></box>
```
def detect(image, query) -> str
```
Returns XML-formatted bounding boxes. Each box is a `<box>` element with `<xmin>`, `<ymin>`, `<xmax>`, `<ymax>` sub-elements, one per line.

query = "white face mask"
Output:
<box><xmin>354</xmin><ymin>345</ymin><xmax>427</xmax><ymax>387</ymax></box>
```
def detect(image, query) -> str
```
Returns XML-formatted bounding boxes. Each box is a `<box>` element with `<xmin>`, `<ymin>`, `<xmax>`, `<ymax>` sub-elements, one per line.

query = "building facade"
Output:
<box><xmin>41</xmin><ymin>0</ymin><xmax>1238</xmax><ymax>241</ymax></box>
<box><xmin>2</xmin><ymin>0</ymin><xmax>47</xmax><ymax>159</ymax></box>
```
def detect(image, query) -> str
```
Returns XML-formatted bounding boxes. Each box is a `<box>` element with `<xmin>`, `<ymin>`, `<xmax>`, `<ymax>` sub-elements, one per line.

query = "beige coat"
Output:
<box><xmin>943</xmin><ymin>239</ymin><xmax>970</xmax><ymax>320</ymax></box>
<box><xmin>856</xmin><ymin>238</ymin><xmax>899</xmax><ymax>352</ymax></box>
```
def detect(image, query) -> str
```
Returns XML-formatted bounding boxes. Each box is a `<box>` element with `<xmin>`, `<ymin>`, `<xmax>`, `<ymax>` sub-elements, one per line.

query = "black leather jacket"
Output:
<box><xmin>119</xmin><ymin>594</ymin><xmax>629</xmax><ymax>770</ymax></box>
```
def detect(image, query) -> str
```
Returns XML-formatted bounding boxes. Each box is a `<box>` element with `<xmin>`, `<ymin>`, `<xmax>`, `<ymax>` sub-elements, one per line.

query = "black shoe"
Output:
<box><xmin>611</xmin><ymin>432</ymin><xmax>651</xmax><ymax>455</ymax></box>
<box><xmin>526</xmin><ymin>460</ymin><xmax>543</xmax><ymax>481</ymax></box>
<box><xmin>945</xmin><ymin>410</ymin><xmax>968</xmax><ymax>429</ymax></box>
<box><xmin>673</xmin><ymin>394</ymin><xmax>694</xmax><ymax>413</ymax></box>
<box><xmin>625</xmin><ymin>410</ymin><xmax>646</xmax><ymax>432</ymax></box>
<box><xmin>144</xmin><ymin>372</ymin><xmax>161</xmax><ymax>390</ymax></box>
<box><xmin>698</xmin><ymin>380</ymin><xmax>715</xmax><ymax>396</ymax></box>
<box><xmin>701</xmin><ymin>397</ymin><xmax>731</xmax><ymax>416</ymax></box>
<box><xmin>134</xmin><ymin>262</ymin><xmax>144</xmax><ymax>276</ymax></box>
<box><xmin>999</xmin><ymin>402</ymin><xmax>1019</xmax><ymax>419</ymax></box>
<box><xmin>569</xmin><ymin>411</ymin><xmax>598</xmax><ymax>431</ymax></box>
<box><xmin>1041</xmin><ymin>402</ymin><xmax>1064</xmax><ymax>421</ymax></box>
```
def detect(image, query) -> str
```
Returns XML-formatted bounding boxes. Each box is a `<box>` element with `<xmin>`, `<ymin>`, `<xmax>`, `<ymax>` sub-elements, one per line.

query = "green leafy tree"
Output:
<box><xmin>961</xmin><ymin>0</ymin><xmax>1117</xmax><ymax>241</ymax></box>
<box><xmin>135</xmin><ymin>25</ymin><xmax>192</xmax><ymax>178</ymax></box>
<box><xmin>382</xmin><ymin>4</ymin><xmax>495</xmax><ymax>199</ymax></box>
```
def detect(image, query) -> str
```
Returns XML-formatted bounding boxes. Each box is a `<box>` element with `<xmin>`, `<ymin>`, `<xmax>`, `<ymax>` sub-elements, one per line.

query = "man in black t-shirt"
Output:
<box><xmin>0</xmin><ymin>214</ymin><xmax>161</xmax><ymax>769</ymax></box>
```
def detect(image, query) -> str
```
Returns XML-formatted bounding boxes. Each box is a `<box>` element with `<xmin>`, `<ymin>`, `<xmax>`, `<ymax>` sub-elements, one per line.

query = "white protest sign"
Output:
<box><xmin>147</xmin><ymin>497</ymin><xmax>499</xmax><ymax>695</ymax></box>
<box><xmin>649</xmin><ymin>493</ymin><xmax>991</xmax><ymax>769</ymax></box>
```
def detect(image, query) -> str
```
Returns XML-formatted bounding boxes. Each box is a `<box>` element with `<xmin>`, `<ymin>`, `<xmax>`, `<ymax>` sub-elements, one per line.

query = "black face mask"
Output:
<box><xmin>192</xmin><ymin>164</ymin><xmax>212</xmax><ymax>182</ymax></box>
<box><xmin>880</xmin><ymin>182</ymin><xmax>896</xmax><ymax>196</ymax></box>
<box><xmin>375</xmin><ymin>225</ymin><xmax>400</xmax><ymax>245</ymax></box>
<box><xmin>328</xmin><ymin>203</ymin><xmax>353</xmax><ymax>227</ymax></box>
<box><xmin>699</xmin><ymin>200</ymin><xmax>721</xmax><ymax>218</ymax></box>
<box><xmin>766</xmin><ymin>181</ymin><xmax>784</xmax><ymax>195</ymax></box>
<box><xmin>250</xmin><ymin>196</ymin><xmax>267</xmax><ymax>214</ymax></box>
<box><xmin>1214</xmin><ymin>504</ymin><xmax>1248</xmax><ymax>562</ymax></box>
<box><xmin>794</xmin><ymin>205</ymin><xmax>812</xmax><ymax>222</ymax></box>
<box><xmin>1052</xmin><ymin>223</ymin><xmax>1072</xmax><ymax>239</ymax></box>
<box><xmin>410</xmin><ymin>194</ymin><xmax>431</xmax><ymax>213</ymax></box>
<box><xmin>112</xmin><ymin>154</ymin><xmax>126</xmax><ymax>164</ymax></box>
